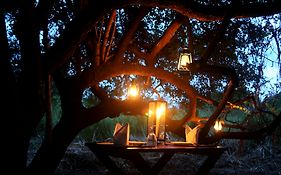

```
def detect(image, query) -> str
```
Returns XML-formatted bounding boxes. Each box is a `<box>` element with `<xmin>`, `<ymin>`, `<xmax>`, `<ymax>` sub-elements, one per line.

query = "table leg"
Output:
<box><xmin>151</xmin><ymin>153</ymin><xmax>174</xmax><ymax>174</ymax></box>
<box><xmin>127</xmin><ymin>152</ymin><xmax>153</xmax><ymax>175</ymax></box>
<box><xmin>196</xmin><ymin>149</ymin><xmax>225</xmax><ymax>175</ymax></box>
<box><xmin>93</xmin><ymin>149</ymin><xmax>125</xmax><ymax>175</ymax></box>
<box><xmin>127</xmin><ymin>152</ymin><xmax>174</xmax><ymax>175</ymax></box>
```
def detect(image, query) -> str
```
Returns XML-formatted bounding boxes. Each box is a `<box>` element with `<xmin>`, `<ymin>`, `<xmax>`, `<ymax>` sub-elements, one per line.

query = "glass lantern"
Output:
<box><xmin>147</xmin><ymin>100</ymin><xmax>167</xmax><ymax>143</ymax></box>
<box><xmin>128</xmin><ymin>81</ymin><xmax>139</xmax><ymax>98</ymax></box>
<box><xmin>177</xmin><ymin>47</ymin><xmax>193</xmax><ymax>71</ymax></box>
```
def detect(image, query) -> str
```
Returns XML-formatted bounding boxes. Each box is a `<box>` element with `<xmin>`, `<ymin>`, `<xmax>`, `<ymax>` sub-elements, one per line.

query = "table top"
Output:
<box><xmin>85</xmin><ymin>141</ymin><xmax>226</xmax><ymax>154</ymax></box>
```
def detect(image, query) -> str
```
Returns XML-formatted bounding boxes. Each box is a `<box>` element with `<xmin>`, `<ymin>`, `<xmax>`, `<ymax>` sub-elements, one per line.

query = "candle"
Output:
<box><xmin>148</xmin><ymin>101</ymin><xmax>167</xmax><ymax>142</ymax></box>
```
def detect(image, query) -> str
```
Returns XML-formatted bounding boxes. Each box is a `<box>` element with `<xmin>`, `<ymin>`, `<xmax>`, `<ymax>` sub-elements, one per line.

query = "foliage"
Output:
<box><xmin>79</xmin><ymin>114</ymin><xmax>147</xmax><ymax>142</ymax></box>
<box><xmin>263</xmin><ymin>92</ymin><xmax>281</xmax><ymax>140</ymax></box>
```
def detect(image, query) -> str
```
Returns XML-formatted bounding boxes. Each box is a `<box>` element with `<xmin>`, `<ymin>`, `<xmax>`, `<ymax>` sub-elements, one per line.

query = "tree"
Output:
<box><xmin>0</xmin><ymin>1</ymin><xmax>281</xmax><ymax>174</ymax></box>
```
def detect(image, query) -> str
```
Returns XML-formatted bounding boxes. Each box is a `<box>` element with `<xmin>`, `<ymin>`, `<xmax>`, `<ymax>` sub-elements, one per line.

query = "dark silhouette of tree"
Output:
<box><xmin>0</xmin><ymin>1</ymin><xmax>281</xmax><ymax>174</ymax></box>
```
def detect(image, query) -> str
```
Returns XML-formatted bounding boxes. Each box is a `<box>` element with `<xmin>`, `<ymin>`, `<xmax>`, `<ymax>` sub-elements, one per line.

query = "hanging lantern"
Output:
<box><xmin>147</xmin><ymin>100</ymin><xmax>167</xmax><ymax>143</ymax></box>
<box><xmin>177</xmin><ymin>47</ymin><xmax>193</xmax><ymax>71</ymax></box>
<box><xmin>214</xmin><ymin>120</ymin><xmax>223</xmax><ymax>131</ymax></box>
<box><xmin>128</xmin><ymin>81</ymin><xmax>139</xmax><ymax>98</ymax></box>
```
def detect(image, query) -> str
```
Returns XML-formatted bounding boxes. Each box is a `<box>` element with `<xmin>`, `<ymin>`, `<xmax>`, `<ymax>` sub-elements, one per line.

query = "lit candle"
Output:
<box><xmin>148</xmin><ymin>101</ymin><xmax>167</xmax><ymax>142</ymax></box>
<box><xmin>177</xmin><ymin>47</ymin><xmax>193</xmax><ymax>71</ymax></box>
<box><xmin>155</xmin><ymin>103</ymin><xmax>165</xmax><ymax>139</ymax></box>
<box><xmin>214</xmin><ymin>120</ymin><xmax>222</xmax><ymax>131</ymax></box>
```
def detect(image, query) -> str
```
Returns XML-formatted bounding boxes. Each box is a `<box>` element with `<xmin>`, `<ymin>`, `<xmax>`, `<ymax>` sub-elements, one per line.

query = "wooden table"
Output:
<box><xmin>85</xmin><ymin>142</ymin><xmax>226</xmax><ymax>175</ymax></box>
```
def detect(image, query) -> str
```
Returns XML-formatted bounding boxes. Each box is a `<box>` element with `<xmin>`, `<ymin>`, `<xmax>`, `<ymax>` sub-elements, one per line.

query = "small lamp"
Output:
<box><xmin>128</xmin><ymin>81</ymin><xmax>139</xmax><ymax>98</ymax></box>
<box><xmin>214</xmin><ymin>120</ymin><xmax>223</xmax><ymax>131</ymax></box>
<box><xmin>177</xmin><ymin>47</ymin><xmax>193</xmax><ymax>71</ymax></box>
<box><xmin>147</xmin><ymin>100</ymin><xmax>167</xmax><ymax>142</ymax></box>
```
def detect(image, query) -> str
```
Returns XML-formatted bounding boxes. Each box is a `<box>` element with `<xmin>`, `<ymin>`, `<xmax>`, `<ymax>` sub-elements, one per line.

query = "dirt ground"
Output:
<box><xmin>45</xmin><ymin>139</ymin><xmax>281</xmax><ymax>175</ymax></box>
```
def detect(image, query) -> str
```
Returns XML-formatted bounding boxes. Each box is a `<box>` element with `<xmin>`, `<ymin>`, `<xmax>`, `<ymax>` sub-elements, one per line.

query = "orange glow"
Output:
<box><xmin>148</xmin><ymin>101</ymin><xmax>167</xmax><ymax>141</ymax></box>
<box><xmin>128</xmin><ymin>84</ymin><xmax>139</xmax><ymax>98</ymax></box>
<box><xmin>214</xmin><ymin>120</ymin><xmax>222</xmax><ymax>131</ymax></box>
<box><xmin>148</xmin><ymin>110</ymin><xmax>153</xmax><ymax>117</ymax></box>
<box><xmin>181</xmin><ymin>54</ymin><xmax>192</xmax><ymax>65</ymax></box>
<box><xmin>156</xmin><ymin>104</ymin><xmax>165</xmax><ymax>119</ymax></box>
<box><xmin>177</xmin><ymin>48</ymin><xmax>193</xmax><ymax>71</ymax></box>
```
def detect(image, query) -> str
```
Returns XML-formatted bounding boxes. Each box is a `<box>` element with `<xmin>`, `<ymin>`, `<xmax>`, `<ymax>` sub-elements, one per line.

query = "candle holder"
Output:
<box><xmin>147</xmin><ymin>100</ymin><xmax>167</xmax><ymax>144</ymax></box>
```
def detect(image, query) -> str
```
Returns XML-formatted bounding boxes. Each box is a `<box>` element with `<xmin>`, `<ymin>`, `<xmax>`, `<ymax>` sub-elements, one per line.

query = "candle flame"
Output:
<box><xmin>214</xmin><ymin>120</ymin><xmax>222</xmax><ymax>131</ymax></box>
<box><xmin>156</xmin><ymin>104</ymin><xmax>165</xmax><ymax>119</ymax></box>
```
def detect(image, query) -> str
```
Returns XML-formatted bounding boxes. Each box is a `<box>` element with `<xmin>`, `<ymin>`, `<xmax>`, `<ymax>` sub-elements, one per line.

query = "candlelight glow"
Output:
<box><xmin>128</xmin><ymin>84</ymin><xmax>139</xmax><ymax>98</ymax></box>
<box><xmin>177</xmin><ymin>48</ymin><xmax>193</xmax><ymax>71</ymax></box>
<box><xmin>214</xmin><ymin>120</ymin><xmax>222</xmax><ymax>131</ymax></box>
<box><xmin>148</xmin><ymin>101</ymin><xmax>167</xmax><ymax>142</ymax></box>
<box><xmin>181</xmin><ymin>54</ymin><xmax>192</xmax><ymax>65</ymax></box>
<box><xmin>148</xmin><ymin>110</ymin><xmax>153</xmax><ymax>117</ymax></box>
<box><xmin>156</xmin><ymin>105</ymin><xmax>165</xmax><ymax>119</ymax></box>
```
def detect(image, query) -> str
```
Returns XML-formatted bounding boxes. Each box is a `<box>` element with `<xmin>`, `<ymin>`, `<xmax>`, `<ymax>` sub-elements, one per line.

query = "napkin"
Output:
<box><xmin>113</xmin><ymin>122</ymin><xmax>130</xmax><ymax>146</ymax></box>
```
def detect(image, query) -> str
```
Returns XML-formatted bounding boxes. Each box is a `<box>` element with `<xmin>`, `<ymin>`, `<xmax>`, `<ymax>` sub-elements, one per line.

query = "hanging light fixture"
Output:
<box><xmin>147</xmin><ymin>100</ymin><xmax>167</xmax><ymax>143</ymax></box>
<box><xmin>128</xmin><ymin>80</ymin><xmax>139</xmax><ymax>98</ymax></box>
<box><xmin>177</xmin><ymin>47</ymin><xmax>193</xmax><ymax>71</ymax></box>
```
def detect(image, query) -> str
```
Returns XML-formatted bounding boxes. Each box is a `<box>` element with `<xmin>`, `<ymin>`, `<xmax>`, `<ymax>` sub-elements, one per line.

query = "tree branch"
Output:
<box><xmin>189</xmin><ymin>63</ymin><xmax>238</xmax><ymax>143</ymax></box>
<box><xmin>201</xmin><ymin>14</ymin><xmax>232</xmax><ymax>61</ymax></box>
<box><xmin>102</xmin><ymin>10</ymin><xmax>116</xmax><ymax>62</ymax></box>
<box><xmin>99</xmin><ymin>0</ymin><xmax>281</xmax><ymax>21</ymax></box>
<box><xmin>46</xmin><ymin>0</ymin><xmax>281</xmax><ymax>74</ymax></box>
<box><xmin>112</xmin><ymin>7</ymin><xmax>150</xmax><ymax>64</ymax></box>
<box><xmin>146</xmin><ymin>15</ymin><xmax>184</xmax><ymax>66</ymax></box>
<box><xmin>206</xmin><ymin>111</ymin><xmax>281</xmax><ymax>143</ymax></box>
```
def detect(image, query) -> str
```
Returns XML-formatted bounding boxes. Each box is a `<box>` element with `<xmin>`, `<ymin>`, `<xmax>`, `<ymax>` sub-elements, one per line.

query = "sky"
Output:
<box><xmin>264</xmin><ymin>63</ymin><xmax>279</xmax><ymax>83</ymax></box>
<box><xmin>260</xmin><ymin>48</ymin><xmax>280</xmax><ymax>100</ymax></box>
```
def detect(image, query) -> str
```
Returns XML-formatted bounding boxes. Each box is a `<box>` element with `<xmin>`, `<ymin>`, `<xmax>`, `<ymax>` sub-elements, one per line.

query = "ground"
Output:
<box><xmin>27</xmin><ymin>138</ymin><xmax>281</xmax><ymax>175</ymax></box>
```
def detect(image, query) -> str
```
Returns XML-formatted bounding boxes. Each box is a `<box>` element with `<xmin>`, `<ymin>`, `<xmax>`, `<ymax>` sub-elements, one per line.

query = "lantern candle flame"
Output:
<box><xmin>214</xmin><ymin>120</ymin><xmax>223</xmax><ymax>131</ymax></box>
<box><xmin>177</xmin><ymin>47</ymin><xmax>193</xmax><ymax>71</ymax></box>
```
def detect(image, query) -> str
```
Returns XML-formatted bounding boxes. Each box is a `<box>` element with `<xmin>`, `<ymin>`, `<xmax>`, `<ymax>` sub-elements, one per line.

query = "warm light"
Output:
<box><xmin>214</xmin><ymin>120</ymin><xmax>223</xmax><ymax>131</ymax></box>
<box><xmin>156</xmin><ymin>105</ymin><xmax>165</xmax><ymax>119</ymax></box>
<box><xmin>177</xmin><ymin>47</ymin><xmax>192</xmax><ymax>71</ymax></box>
<box><xmin>128</xmin><ymin>84</ymin><xmax>139</xmax><ymax>98</ymax></box>
<box><xmin>148</xmin><ymin>101</ymin><xmax>167</xmax><ymax>142</ymax></box>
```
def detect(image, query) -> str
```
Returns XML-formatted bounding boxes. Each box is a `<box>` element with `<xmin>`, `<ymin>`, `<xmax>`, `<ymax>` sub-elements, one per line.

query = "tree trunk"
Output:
<box><xmin>27</xmin><ymin>117</ymin><xmax>81</xmax><ymax>175</ymax></box>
